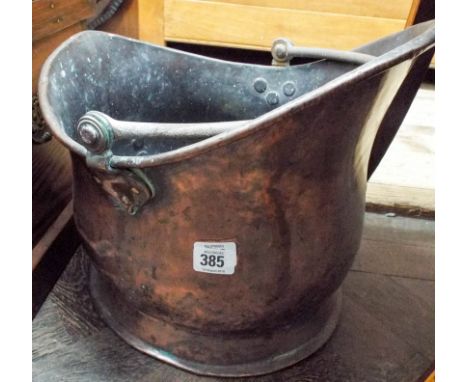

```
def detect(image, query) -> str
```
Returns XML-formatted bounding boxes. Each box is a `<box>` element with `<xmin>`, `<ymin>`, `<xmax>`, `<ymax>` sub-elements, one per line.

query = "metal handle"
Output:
<box><xmin>271</xmin><ymin>38</ymin><xmax>375</xmax><ymax>67</ymax></box>
<box><xmin>76</xmin><ymin>111</ymin><xmax>248</xmax><ymax>155</ymax></box>
<box><xmin>76</xmin><ymin>111</ymin><xmax>249</xmax><ymax>215</ymax></box>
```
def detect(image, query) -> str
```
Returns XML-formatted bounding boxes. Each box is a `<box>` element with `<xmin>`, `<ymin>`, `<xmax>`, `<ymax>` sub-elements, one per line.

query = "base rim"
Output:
<box><xmin>89</xmin><ymin>264</ymin><xmax>342</xmax><ymax>377</ymax></box>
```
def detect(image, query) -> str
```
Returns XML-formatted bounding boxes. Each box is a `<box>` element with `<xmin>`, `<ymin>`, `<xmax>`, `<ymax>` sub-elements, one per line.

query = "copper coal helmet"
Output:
<box><xmin>39</xmin><ymin>21</ymin><xmax>434</xmax><ymax>376</ymax></box>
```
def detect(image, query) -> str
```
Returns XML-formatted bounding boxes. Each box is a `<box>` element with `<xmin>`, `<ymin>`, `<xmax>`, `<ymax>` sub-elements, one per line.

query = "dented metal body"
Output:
<box><xmin>39</xmin><ymin>21</ymin><xmax>435</xmax><ymax>376</ymax></box>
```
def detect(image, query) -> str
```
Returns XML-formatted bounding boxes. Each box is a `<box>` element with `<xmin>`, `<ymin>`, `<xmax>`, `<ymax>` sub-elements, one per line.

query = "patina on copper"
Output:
<box><xmin>38</xmin><ymin>21</ymin><xmax>435</xmax><ymax>376</ymax></box>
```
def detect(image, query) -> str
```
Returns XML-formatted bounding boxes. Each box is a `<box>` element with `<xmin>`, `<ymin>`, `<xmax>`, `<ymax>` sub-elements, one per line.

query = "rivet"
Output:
<box><xmin>121</xmin><ymin>195</ymin><xmax>130</xmax><ymax>205</ymax></box>
<box><xmin>131</xmin><ymin>187</ymin><xmax>140</xmax><ymax>195</ymax></box>
<box><xmin>283</xmin><ymin>81</ymin><xmax>296</xmax><ymax>96</ymax></box>
<box><xmin>132</xmin><ymin>138</ymin><xmax>144</xmax><ymax>150</ymax></box>
<box><xmin>56</xmin><ymin>17</ymin><xmax>63</xmax><ymax>24</ymax></box>
<box><xmin>253</xmin><ymin>78</ymin><xmax>268</xmax><ymax>93</ymax></box>
<box><xmin>274</xmin><ymin>43</ymin><xmax>288</xmax><ymax>59</ymax></box>
<box><xmin>78</xmin><ymin>123</ymin><xmax>99</xmax><ymax>145</ymax></box>
<box><xmin>77</xmin><ymin>112</ymin><xmax>112</xmax><ymax>154</ymax></box>
<box><xmin>266</xmin><ymin>91</ymin><xmax>280</xmax><ymax>106</ymax></box>
<box><xmin>49</xmin><ymin>3</ymin><xmax>55</xmax><ymax>9</ymax></box>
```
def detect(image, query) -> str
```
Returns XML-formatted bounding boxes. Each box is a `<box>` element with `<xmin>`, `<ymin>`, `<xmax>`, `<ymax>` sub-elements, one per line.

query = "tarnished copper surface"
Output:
<box><xmin>39</xmin><ymin>21</ymin><xmax>435</xmax><ymax>376</ymax></box>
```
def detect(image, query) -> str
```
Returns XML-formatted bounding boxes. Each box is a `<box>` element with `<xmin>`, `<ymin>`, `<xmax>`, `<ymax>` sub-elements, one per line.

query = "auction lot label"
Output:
<box><xmin>193</xmin><ymin>242</ymin><xmax>237</xmax><ymax>275</ymax></box>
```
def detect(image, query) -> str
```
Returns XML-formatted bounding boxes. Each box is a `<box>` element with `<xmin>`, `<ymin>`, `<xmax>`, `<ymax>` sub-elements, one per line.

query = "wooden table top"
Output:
<box><xmin>32</xmin><ymin>212</ymin><xmax>434</xmax><ymax>382</ymax></box>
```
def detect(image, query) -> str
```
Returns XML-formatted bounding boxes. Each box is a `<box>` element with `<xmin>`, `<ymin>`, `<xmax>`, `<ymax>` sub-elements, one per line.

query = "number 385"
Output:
<box><xmin>200</xmin><ymin>254</ymin><xmax>224</xmax><ymax>267</ymax></box>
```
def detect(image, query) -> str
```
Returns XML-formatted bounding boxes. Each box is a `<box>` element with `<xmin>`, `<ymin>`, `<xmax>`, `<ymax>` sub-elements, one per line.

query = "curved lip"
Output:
<box><xmin>39</xmin><ymin>21</ymin><xmax>434</xmax><ymax>169</ymax></box>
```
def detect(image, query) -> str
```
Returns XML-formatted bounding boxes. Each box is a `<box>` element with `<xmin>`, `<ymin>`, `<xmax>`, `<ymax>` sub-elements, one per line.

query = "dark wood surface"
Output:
<box><xmin>32</xmin><ymin>139</ymin><xmax>73</xmax><ymax>247</ymax></box>
<box><xmin>32</xmin><ymin>212</ymin><xmax>434</xmax><ymax>382</ymax></box>
<box><xmin>32</xmin><ymin>206</ymin><xmax>81</xmax><ymax>318</ymax></box>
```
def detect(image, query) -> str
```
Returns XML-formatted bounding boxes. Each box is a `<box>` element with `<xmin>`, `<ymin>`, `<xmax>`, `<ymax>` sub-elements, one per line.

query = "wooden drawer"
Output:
<box><xmin>164</xmin><ymin>0</ymin><xmax>416</xmax><ymax>51</ymax></box>
<box><xmin>102</xmin><ymin>0</ymin><xmax>421</xmax><ymax>51</ymax></box>
<box><xmin>32</xmin><ymin>0</ymin><xmax>95</xmax><ymax>42</ymax></box>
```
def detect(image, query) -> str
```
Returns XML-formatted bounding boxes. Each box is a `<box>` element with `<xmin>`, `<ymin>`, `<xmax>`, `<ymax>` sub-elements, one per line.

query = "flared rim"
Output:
<box><xmin>38</xmin><ymin>21</ymin><xmax>434</xmax><ymax>169</ymax></box>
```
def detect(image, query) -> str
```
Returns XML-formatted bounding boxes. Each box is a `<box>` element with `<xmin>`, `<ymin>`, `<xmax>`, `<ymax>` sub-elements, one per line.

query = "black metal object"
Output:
<box><xmin>38</xmin><ymin>21</ymin><xmax>435</xmax><ymax>376</ymax></box>
<box><xmin>87</xmin><ymin>0</ymin><xmax>126</xmax><ymax>30</ymax></box>
<box><xmin>32</xmin><ymin>95</ymin><xmax>52</xmax><ymax>144</ymax></box>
